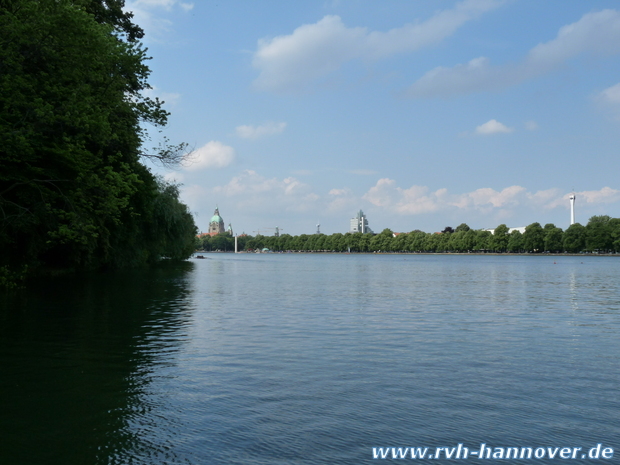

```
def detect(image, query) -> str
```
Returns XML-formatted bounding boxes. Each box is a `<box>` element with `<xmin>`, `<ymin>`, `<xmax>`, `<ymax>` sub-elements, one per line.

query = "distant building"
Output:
<box><xmin>484</xmin><ymin>226</ymin><xmax>526</xmax><ymax>235</ymax></box>
<box><xmin>350</xmin><ymin>209</ymin><xmax>373</xmax><ymax>234</ymax></box>
<box><xmin>208</xmin><ymin>207</ymin><xmax>226</xmax><ymax>236</ymax></box>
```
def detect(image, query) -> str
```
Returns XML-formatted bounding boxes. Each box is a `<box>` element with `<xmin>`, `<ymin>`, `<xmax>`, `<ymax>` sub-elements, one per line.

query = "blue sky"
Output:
<box><xmin>126</xmin><ymin>0</ymin><xmax>620</xmax><ymax>236</ymax></box>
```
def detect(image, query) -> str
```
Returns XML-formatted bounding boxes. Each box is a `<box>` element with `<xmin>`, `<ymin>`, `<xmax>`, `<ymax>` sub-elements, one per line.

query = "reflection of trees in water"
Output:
<box><xmin>0</xmin><ymin>261</ymin><xmax>195</xmax><ymax>465</ymax></box>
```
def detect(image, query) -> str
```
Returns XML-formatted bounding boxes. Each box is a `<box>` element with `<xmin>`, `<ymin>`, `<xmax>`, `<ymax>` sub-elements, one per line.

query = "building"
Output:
<box><xmin>208</xmin><ymin>207</ymin><xmax>226</xmax><ymax>236</ymax></box>
<box><xmin>350</xmin><ymin>209</ymin><xmax>373</xmax><ymax>234</ymax></box>
<box><xmin>484</xmin><ymin>226</ymin><xmax>526</xmax><ymax>235</ymax></box>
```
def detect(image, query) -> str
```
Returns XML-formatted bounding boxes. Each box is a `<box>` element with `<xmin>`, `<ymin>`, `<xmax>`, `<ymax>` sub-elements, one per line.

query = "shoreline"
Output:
<box><xmin>194</xmin><ymin>251</ymin><xmax>618</xmax><ymax>257</ymax></box>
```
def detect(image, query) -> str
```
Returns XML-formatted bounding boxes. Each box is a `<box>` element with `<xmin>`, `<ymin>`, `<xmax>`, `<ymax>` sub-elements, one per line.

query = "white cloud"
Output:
<box><xmin>475</xmin><ymin>119</ymin><xmax>514</xmax><ymax>135</ymax></box>
<box><xmin>182</xmin><ymin>141</ymin><xmax>235</xmax><ymax>170</ymax></box>
<box><xmin>163</xmin><ymin>171</ymin><xmax>184</xmax><ymax>183</ymax></box>
<box><xmin>525</xmin><ymin>120</ymin><xmax>539</xmax><ymax>131</ymax></box>
<box><xmin>327</xmin><ymin>187</ymin><xmax>356</xmax><ymax>212</ymax></box>
<box><xmin>407</xmin><ymin>9</ymin><xmax>620</xmax><ymax>98</ymax></box>
<box><xmin>363</xmin><ymin>178</ymin><xmax>396</xmax><ymax>207</ymax></box>
<box><xmin>361</xmin><ymin>180</ymin><xmax>619</xmax><ymax>218</ymax></box>
<box><xmin>459</xmin><ymin>186</ymin><xmax>525</xmax><ymax>208</ymax></box>
<box><xmin>600</xmin><ymin>82</ymin><xmax>620</xmax><ymax>104</ymax></box>
<box><xmin>236</xmin><ymin>122</ymin><xmax>287</xmax><ymax>139</ymax></box>
<box><xmin>183</xmin><ymin>174</ymin><xmax>620</xmax><ymax>233</ymax></box>
<box><xmin>577</xmin><ymin>187</ymin><xmax>620</xmax><ymax>204</ymax></box>
<box><xmin>209</xmin><ymin>170</ymin><xmax>320</xmax><ymax>213</ymax></box>
<box><xmin>527</xmin><ymin>188</ymin><xmax>564</xmax><ymax>208</ymax></box>
<box><xmin>180</xmin><ymin>184</ymin><xmax>207</xmax><ymax>212</ymax></box>
<box><xmin>252</xmin><ymin>0</ymin><xmax>503</xmax><ymax>93</ymax></box>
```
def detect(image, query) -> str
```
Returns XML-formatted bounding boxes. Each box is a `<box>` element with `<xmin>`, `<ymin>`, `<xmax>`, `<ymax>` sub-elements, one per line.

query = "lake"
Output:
<box><xmin>1</xmin><ymin>254</ymin><xmax>619</xmax><ymax>464</ymax></box>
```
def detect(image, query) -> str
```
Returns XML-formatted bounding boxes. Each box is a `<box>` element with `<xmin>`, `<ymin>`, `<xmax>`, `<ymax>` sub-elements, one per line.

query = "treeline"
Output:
<box><xmin>198</xmin><ymin>216</ymin><xmax>620</xmax><ymax>254</ymax></box>
<box><xmin>0</xmin><ymin>0</ymin><xmax>196</xmax><ymax>284</ymax></box>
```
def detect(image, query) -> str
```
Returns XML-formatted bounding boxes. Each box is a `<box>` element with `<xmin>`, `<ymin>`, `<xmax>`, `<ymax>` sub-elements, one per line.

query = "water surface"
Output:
<box><xmin>1</xmin><ymin>255</ymin><xmax>619</xmax><ymax>464</ymax></box>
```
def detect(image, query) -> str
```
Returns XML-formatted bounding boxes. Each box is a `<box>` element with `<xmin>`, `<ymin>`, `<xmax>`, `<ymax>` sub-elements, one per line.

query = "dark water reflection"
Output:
<box><xmin>0</xmin><ymin>262</ymin><xmax>195</xmax><ymax>464</ymax></box>
<box><xmin>2</xmin><ymin>255</ymin><xmax>620</xmax><ymax>464</ymax></box>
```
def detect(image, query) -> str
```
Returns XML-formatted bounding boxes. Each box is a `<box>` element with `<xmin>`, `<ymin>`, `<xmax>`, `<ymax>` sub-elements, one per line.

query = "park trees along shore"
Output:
<box><xmin>198</xmin><ymin>216</ymin><xmax>620</xmax><ymax>254</ymax></box>
<box><xmin>0</xmin><ymin>0</ymin><xmax>196</xmax><ymax>286</ymax></box>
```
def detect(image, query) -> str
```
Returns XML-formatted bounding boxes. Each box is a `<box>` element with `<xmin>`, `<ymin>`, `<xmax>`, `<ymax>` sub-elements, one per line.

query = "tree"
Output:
<box><xmin>393</xmin><ymin>233</ymin><xmax>407</xmax><ymax>252</ymax></box>
<box><xmin>455</xmin><ymin>223</ymin><xmax>470</xmax><ymax>232</ymax></box>
<box><xmin>370</xmin><ymin>229</ymin><xmax>394</xmax><ymax>252</ymax></box>
<box><xmin>424</xmin><ymin>233</ymin><xmax>440</xmax><ymax>252</ymax></box>
<box><xmin>544</xmin><ymin>227</ymin><xmax>564</xmax><ymax>253</ymax></box>
<box><xmin>507</xmin><ymin>230</ymin><xmax>523</xmax><ymax>253</ymax></box>
<box><xmin>473</xmin><ymin>230</ymin><xmax>491</xmax><ymax>251</ymax></box>
<box><xmin>406</xmin><ymin>231</ymin><xmax>427</xmax><ymax>252</ymax></box>
<box><xmin>587</xmin><ymin>215</ymin><xmax>612</xmax><ymax>224</ymax></box>
<box><xmin>610</xmin><ymin>219</ymin><xmax>620</xmax><ymax>252</ymax></box>
<box><xmin>522</xmin><ymin>223</ymin><xmax>544</xmax><ymax>252</ymax></box>
<box><xmin>489</xmin><ymin>224</ymin><xmax>509</xmax><ymax>252</ymax></box>
<box><xmin>448</xmin><ymin>231</ymin><xmax>466</xmax><ymax>252</ymax></box>
<box><xmin>0</xmin><ymin>0</ymin><xmax>195</xmax><ymax>273</ymax></box>
<box><xmin>82</xmin><ymin>0</ymin><xmax>145</xmax><ymax>42</ymax></box>
<box><xmin>585</xmin><ymin>217</ymin><xmax>612</xmax><ymax>252</ymax></box>
<box><xmin>563</xmin><ymin>224</ymin><xmax>585</xmax><ymax>253</ymax></box>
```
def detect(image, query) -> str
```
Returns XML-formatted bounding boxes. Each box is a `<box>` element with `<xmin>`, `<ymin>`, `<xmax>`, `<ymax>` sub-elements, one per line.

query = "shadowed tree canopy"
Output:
<box><xmin>0</xmin><ymin>0</ymin><xmax>196</xmax><ymax>276</ymax></box>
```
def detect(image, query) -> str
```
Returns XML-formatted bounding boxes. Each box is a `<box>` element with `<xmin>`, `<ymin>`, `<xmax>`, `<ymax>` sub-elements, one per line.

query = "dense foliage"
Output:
<box><xmin>0</xmin><ymin>0</ymin><xmax>196</xmax><ymax>278</ymax></box>
<box><xmin>199</xmin><ymin>216</ymin><xmax>620</xmax><ymax>254</ymax></box>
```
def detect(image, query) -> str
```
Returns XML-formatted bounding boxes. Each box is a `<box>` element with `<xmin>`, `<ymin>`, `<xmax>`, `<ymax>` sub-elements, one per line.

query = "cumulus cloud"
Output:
<box><xmin>457</xmin><ymin>186</ymin><xmax>525</xmax><ymax>209</ymax></box>
<box><xmin>363</xmin><ymin>179</ymin><xmax>447</xmax><ymax>214</ymax></box>
<box><xmin>182</xmin><ymin>141</ymin><xmax>235</xmax><ymax>170</ymax></box>
<box><xmin>180</xmin><ymin>184</ymin><xmax>207</xmax><ymax>212</ymax></box>
<box><xmin>211</xmin><ymin>170</ymin><xmax>319</xmax><ymax>212</ymax></box>
<box><xmin>475</xmin><ymin>119</ymin><xmax>513</xmax><ymax>135</ymax></box>
<box><xmin>252</xmin><ymin>0</ymin><xmax>503</xmax><ymax>93</ymax></box>
<box><xmin>361</xmin><ymin>180</ymin><xmax>620</xmax><ymax>218</ymax></box>
<box><xmin>407</xmin><ymin>9</ymin><xmax>620</xmax><ymax>98</ymax></box>
<box><xmin>236</xmin><ymin>122</ymin><xmax>287</xmax><ymax>139</ymax></box>
<box><xmin>327</xmin><ymin>187</ymin><xmax>357</xmax><ymax>212</ymax></box>
<box><xmin>599</xmin><ymin>82</ymin><xmax>620</xmax><ymax>104</ymax></box>
<box><xmin>527</xmin><ymin>188</ymin><xmax>564</xmax><ymax>208</ymax></box>
<box><xmin>577</xmin><ymin>187</ymin><xmax>620</xmax><ymax>204</ymax></box>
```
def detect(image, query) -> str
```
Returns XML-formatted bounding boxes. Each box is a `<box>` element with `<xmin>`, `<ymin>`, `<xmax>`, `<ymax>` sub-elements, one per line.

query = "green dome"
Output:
<box><xmin>210</xmin><ymin>207</ymin><xmax>224</xmax><ymax>224</ymax></box>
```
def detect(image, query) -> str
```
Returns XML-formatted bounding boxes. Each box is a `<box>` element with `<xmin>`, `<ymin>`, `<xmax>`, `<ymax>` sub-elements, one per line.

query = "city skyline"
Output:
<box><xmin>129</xmin><ymin>0</ymin><xmax>620</xmax><ymax>235</ymax></box>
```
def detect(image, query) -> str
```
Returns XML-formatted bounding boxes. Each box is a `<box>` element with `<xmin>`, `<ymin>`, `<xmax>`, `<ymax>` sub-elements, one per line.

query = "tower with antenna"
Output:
<box><xmin>316</xmin><ymin>222</ymin><xmax>320</xmax><ymax>234</ymax></box>
<box><xmin>569</xmin><ymin>192</ymin><xmax>576</xmax><ymax>225</ymax></box>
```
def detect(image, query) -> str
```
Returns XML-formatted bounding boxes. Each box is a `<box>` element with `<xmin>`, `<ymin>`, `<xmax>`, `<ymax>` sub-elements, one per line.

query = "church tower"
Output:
<box><xmin>208</xmin><ymin>207</ymin><xmax>226</xmax><ymax>235</ymax></box>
